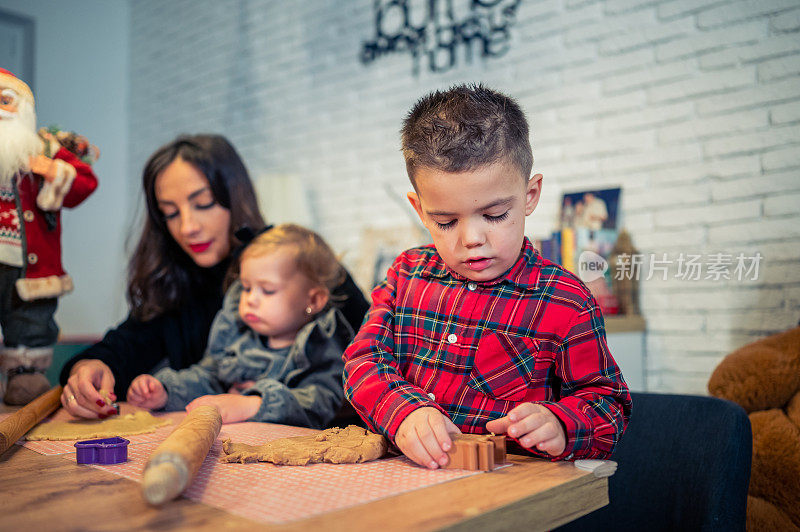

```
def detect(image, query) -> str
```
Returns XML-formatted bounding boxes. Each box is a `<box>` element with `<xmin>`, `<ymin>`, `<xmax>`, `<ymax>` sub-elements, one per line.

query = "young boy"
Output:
<box><xmin>343</xmin><ymin>84</ymin><xmax>631</xmax><ymax>469</ymax></box>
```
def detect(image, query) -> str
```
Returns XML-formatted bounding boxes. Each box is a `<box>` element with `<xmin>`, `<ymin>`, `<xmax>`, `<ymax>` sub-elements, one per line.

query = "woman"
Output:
<box><xmin>59</xmin><ymin>134</ymin><xmax>368</xmax><ymax>418</ymax></box>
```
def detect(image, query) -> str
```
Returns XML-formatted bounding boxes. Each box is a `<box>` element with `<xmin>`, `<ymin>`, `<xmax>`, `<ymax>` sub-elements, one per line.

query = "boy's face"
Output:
<box><xmin>238</xmin><ymin>246</ymin><xmax>325</xmax><ymax>349</ymax></box>
<box><xmin>408</xmin><ymin>162</ymin><xmax>542</xmax><ymax>282</ymax></box>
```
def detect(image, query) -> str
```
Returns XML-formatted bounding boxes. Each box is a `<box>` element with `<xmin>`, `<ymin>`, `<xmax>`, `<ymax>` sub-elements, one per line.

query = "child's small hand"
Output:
<box><xmin>227</xmin><ymin>380</ymin><xmax>256</xmax><ymax>395</ymax></box>
<box><xmin>186</xmin><ymin>393</ymin><xmax>260</xmax><ymax>423</ymax></box>
<box><xmin>395</xmin><ymin>407</ymin><xmax>461</xmax><ymax>469</ymax></box>
<box><xmin>486</xmin><ymin>402</ymin><xmax>566</xmax><ymax>456</ymax></box>
<box><xmin>127</xmin><ymin>374</ymin><xmax>167</xmax><ymax>410</ymax></box>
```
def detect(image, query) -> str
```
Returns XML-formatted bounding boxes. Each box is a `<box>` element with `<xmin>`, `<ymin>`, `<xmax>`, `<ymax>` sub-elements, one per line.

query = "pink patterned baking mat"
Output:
<box><xmin>60</xmin><ymin>421</ymin><xmax>483</xmax><ymax>525</ymax></box>
<box><xmin>1</xmin><ymin>409</ymin><xmax>184</xmax><ymax>455</ymax></box>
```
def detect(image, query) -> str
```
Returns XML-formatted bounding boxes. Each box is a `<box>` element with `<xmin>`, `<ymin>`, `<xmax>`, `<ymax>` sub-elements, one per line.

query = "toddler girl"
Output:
<box><xmin>127</xmin><ymin>224</ymin><xmax>353</xmax><ymax>427</ymax></box>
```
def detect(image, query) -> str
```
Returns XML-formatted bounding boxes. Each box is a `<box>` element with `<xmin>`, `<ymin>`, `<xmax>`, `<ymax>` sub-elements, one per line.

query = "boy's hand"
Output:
<box><xmin>486</xmin><ymin>402</ymin><xmax>567</xmax><ymax>457</ymax></box>
<box><xmin>186</xmin><ymin>394</ymin><xmax>260</xmax><ymax>424</ymax></box>
<box><xmin>127</xmin><ymin>374</ymin><xmax>167</xmax><ymax>410</ymax></box>
<box><xmin>395</xmin><ymin>407</ymin><xmax>461</xmax><ymax>469</ymax></box>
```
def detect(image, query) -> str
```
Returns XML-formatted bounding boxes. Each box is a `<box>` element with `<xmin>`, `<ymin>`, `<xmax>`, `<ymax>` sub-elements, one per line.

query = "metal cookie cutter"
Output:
<box><xmin>75</xmin><ymin>437</ymin><xmax>130</xmax><ymax>465</ymax></box>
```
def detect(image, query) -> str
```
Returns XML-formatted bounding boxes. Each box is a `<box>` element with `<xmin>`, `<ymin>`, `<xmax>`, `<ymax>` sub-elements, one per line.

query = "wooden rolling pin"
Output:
<box><xmin>0</xmin><ymin>385</ymin><xmax>63</xmax><ymax>457</ymax></box>
<box><xmin>142</xmin><ymin>405</ymin><xmax>222</xmax><ymax>505</ymax></box>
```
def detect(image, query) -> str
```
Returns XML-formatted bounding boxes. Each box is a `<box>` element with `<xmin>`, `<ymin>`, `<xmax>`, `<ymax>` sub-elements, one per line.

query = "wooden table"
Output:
<box><xmin>1</xmin><ymin>412</ymin><xmax>608</xmax><ymax>531</ymax></box>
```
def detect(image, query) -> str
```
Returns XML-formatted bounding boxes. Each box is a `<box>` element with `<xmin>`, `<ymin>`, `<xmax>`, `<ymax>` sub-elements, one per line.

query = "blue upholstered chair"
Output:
<box><xmin>556</xmin><ymin>392</ymin><xmax>752</xmax><ymax>532</ymax></box>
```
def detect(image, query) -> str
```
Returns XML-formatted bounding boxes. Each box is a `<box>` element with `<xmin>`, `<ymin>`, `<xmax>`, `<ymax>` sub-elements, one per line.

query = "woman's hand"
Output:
<box><xmin>127</xmin><ymin>374</ymin><xmax>168</xmax><ymax>410</ymax></box>
<box><xmin>186</xmin><ymin>394</ymin><xmax>260</xmax><ymax>423</ymax></box>
<box><xmin>61</xmin><ymin>359</ymin><xmax>118</xmax><ymax>418</ymax></box>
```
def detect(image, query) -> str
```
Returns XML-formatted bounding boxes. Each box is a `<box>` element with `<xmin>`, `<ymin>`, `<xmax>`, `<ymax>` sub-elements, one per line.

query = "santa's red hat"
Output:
<box><xmin>0</xmin><ymin>68</ymin><xmax>33</xmax><ymax>103</ymax></box>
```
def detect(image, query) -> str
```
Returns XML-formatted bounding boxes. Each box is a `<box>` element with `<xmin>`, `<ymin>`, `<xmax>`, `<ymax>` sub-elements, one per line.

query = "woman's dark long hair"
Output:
<box><xmin>128</xmin><ymin>134</ymin><xmax>265</xmax><ymax>320</ymax></box>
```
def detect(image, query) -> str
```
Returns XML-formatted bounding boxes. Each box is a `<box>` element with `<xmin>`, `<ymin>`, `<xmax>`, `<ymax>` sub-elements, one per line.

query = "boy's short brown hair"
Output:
<box><xmin>241</xmin><ymin>223</ymin><xmax>344</xmax><ymax>295</ymax></box>
<box><xmin>401</xmin><ymin>84</ymin><xmax>533</xmax><ymax>184</ymax></box>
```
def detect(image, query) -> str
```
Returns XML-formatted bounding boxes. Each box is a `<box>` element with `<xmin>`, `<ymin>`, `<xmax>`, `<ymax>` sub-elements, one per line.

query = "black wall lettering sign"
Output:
<box><xmin>360</xmin><ymin>0</ymin><xmax>522</xmax><ymax>75</ymax></box>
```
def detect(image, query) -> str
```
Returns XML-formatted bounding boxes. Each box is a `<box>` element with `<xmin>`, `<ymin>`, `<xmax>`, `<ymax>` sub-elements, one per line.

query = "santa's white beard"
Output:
<box><xmin>0</xmin><ymin>100</ymin><xmax>41</xmax><ymax>186</ymax></box>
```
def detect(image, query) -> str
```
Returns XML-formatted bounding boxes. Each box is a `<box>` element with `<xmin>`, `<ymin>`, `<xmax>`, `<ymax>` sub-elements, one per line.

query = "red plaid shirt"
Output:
<box><xmin>343</xmin><ymin>238</ymin><xmax>631</xmax><ymax>460</ymax></box>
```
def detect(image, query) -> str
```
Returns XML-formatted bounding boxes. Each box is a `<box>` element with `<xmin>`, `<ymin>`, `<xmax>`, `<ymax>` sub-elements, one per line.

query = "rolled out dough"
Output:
<box><xmin>221</xmin><ymin>425</ymin><xmax>388</xmax><ymax>465</ymax></box>
<box><xmin>26</xmin><ymin>410</ymin><xmax>171</xmax><ymax>441</ymax></box>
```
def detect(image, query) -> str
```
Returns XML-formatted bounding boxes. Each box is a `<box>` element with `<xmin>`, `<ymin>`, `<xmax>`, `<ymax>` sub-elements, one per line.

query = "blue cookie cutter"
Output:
<box><xmin>74</xmin><ymin>437</ymin><xmax>130</xmax><ymax>465</ymax></box>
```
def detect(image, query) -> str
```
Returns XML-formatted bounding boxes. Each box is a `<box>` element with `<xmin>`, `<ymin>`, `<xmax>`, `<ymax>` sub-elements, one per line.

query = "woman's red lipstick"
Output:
<box><xmin>189</xmin><ymin>242</ymin><xmax>212</xmax><ymax>253</ymax></box>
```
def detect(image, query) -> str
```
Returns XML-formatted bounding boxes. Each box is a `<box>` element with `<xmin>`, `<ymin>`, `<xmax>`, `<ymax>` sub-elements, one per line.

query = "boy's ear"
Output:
<box><xmin>307</xmin><ymin>286</ymin><xmax>329</xmax><ymax>315</ymax></box>
<box><xmin>407</xmin><ymin>191</ymin><xmax>425</xmax><ymax>224</ymax></box>
<box><xmin>525</xmin><ymin>173</ymin><xmax>543</xmax><ymax>216</ymax></box>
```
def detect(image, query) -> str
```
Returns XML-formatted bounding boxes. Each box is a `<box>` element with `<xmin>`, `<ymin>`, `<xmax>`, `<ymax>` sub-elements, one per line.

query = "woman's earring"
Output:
<box><xmin>305</xmin><ymin>306</ymin><xmax>313</xmax><ymax>315</ymax></box>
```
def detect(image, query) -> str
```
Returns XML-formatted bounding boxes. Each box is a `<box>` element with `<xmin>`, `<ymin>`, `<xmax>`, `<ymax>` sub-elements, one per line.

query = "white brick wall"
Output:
<box><xmin>129</xmin><ymin>0</ymin><xmax>800</xmax><ymax>395</ymax></box>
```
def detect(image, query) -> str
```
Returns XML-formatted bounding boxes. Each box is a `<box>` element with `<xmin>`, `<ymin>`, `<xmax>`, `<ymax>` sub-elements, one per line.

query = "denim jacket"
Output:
<box><xmin>155</xmin><ymin>281</ymin><xmax>353</xmax><ymax>429</ymax></box>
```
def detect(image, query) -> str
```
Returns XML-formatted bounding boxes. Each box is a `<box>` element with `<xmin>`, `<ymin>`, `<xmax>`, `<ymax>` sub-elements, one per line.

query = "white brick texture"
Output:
<box><xmin>130</xmin><ymin>0</ymin><xmax>800</xmax><ymax>395</ymax></box>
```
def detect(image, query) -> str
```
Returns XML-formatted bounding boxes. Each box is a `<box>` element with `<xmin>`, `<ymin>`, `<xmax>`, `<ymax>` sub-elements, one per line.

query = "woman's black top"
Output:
<box><xmin>59</xmin><ymin>260</ymin><xmax>370</xmax><ymax>400</ymax></box>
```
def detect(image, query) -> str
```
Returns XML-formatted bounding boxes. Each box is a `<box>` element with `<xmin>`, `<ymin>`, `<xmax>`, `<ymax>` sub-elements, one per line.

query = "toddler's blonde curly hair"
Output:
<box><xmin>240</xmin><ymin>223</ymin><xmax>344</xmax><ymax>296</ymax></box>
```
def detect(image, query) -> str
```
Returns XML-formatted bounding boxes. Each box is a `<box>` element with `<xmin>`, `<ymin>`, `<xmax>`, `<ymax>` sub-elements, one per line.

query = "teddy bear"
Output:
<box><xmin>708</xmin><ymin>326</ymin><xmax>800</xmax><ymax>531</ymax></box>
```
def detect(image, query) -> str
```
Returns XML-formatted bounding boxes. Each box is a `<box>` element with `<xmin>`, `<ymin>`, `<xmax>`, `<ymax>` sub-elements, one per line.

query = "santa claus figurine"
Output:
<box><xmin>0</xmin><ymin>68</ymin><xmax>98</xmax><ymax>405</ymax></box>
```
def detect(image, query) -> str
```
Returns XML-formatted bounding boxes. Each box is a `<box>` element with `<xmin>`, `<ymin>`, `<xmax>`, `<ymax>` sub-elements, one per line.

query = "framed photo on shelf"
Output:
<box><xmin>560</xmin><ymin>187</ymin><xmax>621</xmax><ymax>232</ymax></box>
<box><xmin>555</xmin><ymin>187</ymin><xmax>623</xmax><ymax>314</ymax></box>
